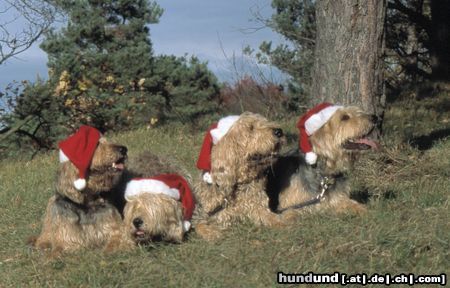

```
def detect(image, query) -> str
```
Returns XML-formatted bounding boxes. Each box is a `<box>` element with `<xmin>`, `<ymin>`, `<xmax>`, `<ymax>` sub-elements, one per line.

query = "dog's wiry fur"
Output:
<box><xmin>119</xmin><ymin>151</ymin><xmax>190</xmax><ymax>245</ymax></box>
<box><xmin>268</xmin><ymin>106</ymin><xmax>377</xmax><ymax>215</ymax></box>
<box><xmin>31</xmin><ymin>139</ymin><xmax>133</xmax><ymax>254</ymax></box>
<box><xmin>124</xmin><ymin>194</ymin><xmax>185</xmax><ymax>244</ymax></box>
<box><xmin>194</xmin><ymin>112</ymin><xmax>290</xmax><ymax>241</ymax></box>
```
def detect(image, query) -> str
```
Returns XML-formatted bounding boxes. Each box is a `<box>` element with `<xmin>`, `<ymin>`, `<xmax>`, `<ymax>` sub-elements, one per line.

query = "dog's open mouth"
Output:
<box><xmin>111</xmin><ymin>157</ymin><xmax>126</xmax><ymax>172</ymax></box>
<box><xmin>133</xmin><ymin>229</ymin><xmax>148</xmax><ymax>242</ymax></box>
<box><xmin>342</xmin><ymin>137</ymin><xmax>379</xmax><ymax>150</ymax></box>
<box><xmin>133</xmin><ymin>229</ymin><xmax>164</xmax><ymax>244</ymax></box>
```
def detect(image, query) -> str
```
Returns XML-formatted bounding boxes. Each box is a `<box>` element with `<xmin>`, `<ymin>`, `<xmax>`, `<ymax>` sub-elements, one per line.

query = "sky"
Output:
<box><xmin>0</xmin><ymin>0</ymin><xmax>287</xmax><ymax>91</ymax></box>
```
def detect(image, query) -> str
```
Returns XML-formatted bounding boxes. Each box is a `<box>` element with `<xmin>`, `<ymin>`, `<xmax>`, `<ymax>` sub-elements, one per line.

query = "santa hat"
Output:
<box><xmin>196</xmin><ymin>115</ymin><xmax>240</xmax><ymax>183</ymax></box>
<box><xmin>124</xmin><ymin>174</ymin><xmax>195</xmax><ymax>232</ymax></box>
<box><xmin>297</xmin><ymin>102</ymin><xmax>342</xmax><ymax>165</ymax></box>
<box><xmin>58</xmin><ymin>125</ymin><xmax>101</xmax><ymax>190</ymax></box>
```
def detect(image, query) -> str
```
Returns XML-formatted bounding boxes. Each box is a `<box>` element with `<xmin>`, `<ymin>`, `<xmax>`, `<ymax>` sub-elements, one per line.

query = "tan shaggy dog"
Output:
<box><xmin>31</xmin><ymin>127</ymin><xmax>133</xmax><ymax>254</ymax></box>
<box><xmin>124</xmin><ymin>193</ymin><xmax>185</xmax><ymax>244</ymax></box>
<box><xmin>118</xmin><ymin>152</ymin><xmax>194</xmax><ymax>245</ymax></box>
<box><xmin>267</xmin><ymin>104</ymin><xmax>378</xmax><ymax>215</ymax></box>
<box><xmin>194</xmin><ymin>112</ymin><xmax>291</xmax><ymax>241</ymax></box>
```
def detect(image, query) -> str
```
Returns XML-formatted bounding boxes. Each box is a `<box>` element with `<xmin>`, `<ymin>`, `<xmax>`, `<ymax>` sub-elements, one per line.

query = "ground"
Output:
<box><xmin>0</xmin><ymin>94</ymin><xmax>448</xmax><ymax>287</ymax></box>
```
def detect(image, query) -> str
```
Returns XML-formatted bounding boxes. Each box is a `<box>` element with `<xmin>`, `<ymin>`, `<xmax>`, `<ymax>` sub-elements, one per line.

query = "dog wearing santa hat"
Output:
<box><xmin>31</xmin><ymin>126</ymin><xmax>133</xmax><ymax>254</ymax></box>
<box><xmin>267</xmin><ymin>103</ymin><xmax>379</xmax><ymax>215</ymax></box>
<box><xmin>122</xmin><ymin>174</ymin><xmax>195</xmax><ymax>244</ymax></box>
<box><xmin>194</xmin><ymin>112</ymin><xmax>292</xmax><ymax>241</ymax></box>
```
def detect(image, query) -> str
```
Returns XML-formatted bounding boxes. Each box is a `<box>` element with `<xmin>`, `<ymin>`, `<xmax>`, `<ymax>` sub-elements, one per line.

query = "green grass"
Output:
<box><xmin>1</xmin><ymin>96</ymin><xmax>449</xmax><ymax>287</ymax></box>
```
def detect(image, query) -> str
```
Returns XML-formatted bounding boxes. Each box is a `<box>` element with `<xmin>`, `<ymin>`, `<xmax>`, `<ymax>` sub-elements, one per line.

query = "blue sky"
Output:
<box><xmin>0</xmin><ymin>0</ymin><xmax>286</xmax><ymax>91</ymax></box>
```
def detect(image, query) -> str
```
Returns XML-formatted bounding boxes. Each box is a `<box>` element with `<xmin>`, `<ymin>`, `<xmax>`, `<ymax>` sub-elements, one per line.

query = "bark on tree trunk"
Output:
<box><xmin>429</xmin><ymin>0</ymin><xmax>450</xmax><ymax>82</ymax></box>
<box><xmin>311</xmin><ymin>0</ymin><xmax>387</xmax><ymax>120</ymax></box>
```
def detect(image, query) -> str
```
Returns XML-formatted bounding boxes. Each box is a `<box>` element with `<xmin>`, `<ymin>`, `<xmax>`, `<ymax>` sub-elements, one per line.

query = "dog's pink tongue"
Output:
<box><xmin>356</xmin><ymin>138</ymin><xmax>379</xmax><ymax>150</ymax></box>
<box><xmin>135</xmin><ymin>230</ymin><xmax>145</xmax><ymax>236</ymax></box>
<box><xmin>115</xmin><ymin>163</ymin><xmax>125</xmax><ymax>170</ymax></box>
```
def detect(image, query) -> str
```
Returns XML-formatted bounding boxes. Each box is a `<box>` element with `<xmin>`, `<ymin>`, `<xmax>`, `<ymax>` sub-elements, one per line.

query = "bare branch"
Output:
<box><xmin>0</xmin><ymin>0</ymin><xmax>57</xmax><ymax>65</ymax></box>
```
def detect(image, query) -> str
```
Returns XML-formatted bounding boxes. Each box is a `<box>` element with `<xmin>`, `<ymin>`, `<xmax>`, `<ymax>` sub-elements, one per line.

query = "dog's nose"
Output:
<box><xmin>118</xmin><ymin>145</ymin><xmax>128</xmax><ymax>155</ymax></box>
<box><xmin>133</xmin><ymin>217</ymin><xmax>143</xmax><ymax>228</ymax></box>
<box><xmin>273</xmin><ymin>128</ymin><xmax>284</xmax><ymax>138</ymax></box>
<box><xmin>370</xmin><ymin>114</ymin><xmax>378</xmax><ymax>124</ymax></box>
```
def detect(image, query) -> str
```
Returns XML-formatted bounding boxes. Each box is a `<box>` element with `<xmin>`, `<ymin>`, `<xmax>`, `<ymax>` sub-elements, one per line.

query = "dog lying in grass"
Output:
<box><xmin>194</xmin><ymin>112</ymin><xmax>292</xmax><ymax>241</ymax></box>
<box><xmin>267</xmin><ymin>103</ymin><xmax>379</xmax><ymax>215</ymax></box>
<box><xmin>30</xmin><ymin>126</ymin><xmax>133</xmax><ymax>254</ymax></box>
<box><xmin>122</xmin><ymin>174</ymin><xmax>195</xmax><ymax>244</ymax></box>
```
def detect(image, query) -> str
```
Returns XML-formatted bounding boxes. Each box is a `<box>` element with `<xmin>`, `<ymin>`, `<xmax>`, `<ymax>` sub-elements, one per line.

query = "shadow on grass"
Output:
<box><xmin>409</xmin><ymin>127</ymin><xmax>450</xmax><ymax>151</ymax></box>
<box><xmin>350</xmin><ymin>189</ymin><xmax>397</xmax><ymax>204</ymax></box>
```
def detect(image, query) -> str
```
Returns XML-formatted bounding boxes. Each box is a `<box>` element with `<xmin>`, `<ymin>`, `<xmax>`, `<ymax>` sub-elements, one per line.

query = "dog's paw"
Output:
<box><xmin>194</xmin><ymin>223</ymin><xmax>222</xmax><ymax>242</ymax></box>
<box><xmin>280</xmin><ymin>209</ymin><xmax>300</xmax><ymax>224</ymax></box>
<box><xmin>335</xmin><ymin>199</ymin><xmax>367</xmax><ymax>215</ymax></box>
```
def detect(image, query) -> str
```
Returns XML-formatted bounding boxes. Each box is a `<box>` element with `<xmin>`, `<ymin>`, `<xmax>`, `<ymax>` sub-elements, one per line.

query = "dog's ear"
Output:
<box><xmin>210</xmin><ymin>136</ymin><xmax>244</xmax><ymax>190</ymax></box>
<box><xmin>55</xmin><ymin>161</ymin><xmax>86</xmax><ymax>204</ymax></box>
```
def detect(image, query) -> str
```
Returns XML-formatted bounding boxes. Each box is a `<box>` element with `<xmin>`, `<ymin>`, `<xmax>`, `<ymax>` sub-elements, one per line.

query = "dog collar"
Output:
<box><xmin>276</xmin><ymin>175</ymin><xmax>335</xmax><ymax>213</ymax></box>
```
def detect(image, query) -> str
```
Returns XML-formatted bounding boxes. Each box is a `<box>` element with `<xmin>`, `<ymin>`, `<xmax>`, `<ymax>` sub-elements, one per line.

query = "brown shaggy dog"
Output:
<box><xmin>123</xmin><ymin>193</ymin><xmax>185</xmax><ymax>244</ymax></box>
<box><xmin>194</xmin><ymin>112</ymin><xmax>291</xmax><ymax>241</ymax></box>
<box><xmin>267</xmin><ymin>105</ymin><xmax>378</xmax><ymax>215</ymax></box>
<box><xmin>31</xmin><ymin>134</ymin><xmax>133</xmax><ymax>254</ymax></box>
<box><xmin>117</xmin><ymin>152</ymin><xmax>193</xmax><ymax>245</ymax></box>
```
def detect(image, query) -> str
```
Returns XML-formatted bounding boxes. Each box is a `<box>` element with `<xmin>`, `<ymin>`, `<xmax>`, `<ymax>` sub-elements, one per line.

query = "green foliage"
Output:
<box><xmin>1</xmin><ymin>0</ymin><xmax>220</xmax><ymax>157</ymax></box>
<box><xmin>0</xmin><ymin>80</ymin><xmax>65</xmax><ymax>158</ymax></box>
<box><xmin>150</xmin><ymin>55</ymin><xmax>220</xmax><ymax>123</ymax></box>
<box><xmin>40</xmin><ymin>0</ymin><xmax>163</xmax><ymax>130</ymax></box>
<box><xmin>246</xmin><ymin>0</ymin><xmax>316</xmax><ymax>108</ymax></box>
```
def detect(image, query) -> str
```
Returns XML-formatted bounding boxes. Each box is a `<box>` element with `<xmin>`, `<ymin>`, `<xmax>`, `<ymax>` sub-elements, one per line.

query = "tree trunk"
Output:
<box><xmin>429</xmin><ymin>0</ymin><xmax>450</xmax><ymax>83</ymax></box>
<box><xmin>311</xmin><ymin>0</ymin><xmax>387</xmax><ymax>120</ymax></box>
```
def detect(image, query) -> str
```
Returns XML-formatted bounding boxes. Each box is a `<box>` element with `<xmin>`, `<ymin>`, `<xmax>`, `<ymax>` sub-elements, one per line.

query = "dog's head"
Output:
<box><xmin>56</xmin><ymin>138</ymin><xmax>127</xmax><ymax>204</ymax></box>
<box><xmin>123</xmin><ymin>194</ymin><xmax>184</xmax><ymax>244</ymax></box>
<box><xmin>309</xmin><ymin>106</ymin><xmax>378</xmax><ymax>172</ymax></box>
<box><xmin>211</xmin><ymin>112</ymin><xmax>285</xmax><ymax>186</ymax></box>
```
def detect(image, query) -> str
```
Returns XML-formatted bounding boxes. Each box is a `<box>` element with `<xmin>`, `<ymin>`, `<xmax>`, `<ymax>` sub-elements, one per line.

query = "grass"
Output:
<box><xmin>0</xmin><ymin>95</ymin><xmax>449</xmax><ymax>287</ymax></box>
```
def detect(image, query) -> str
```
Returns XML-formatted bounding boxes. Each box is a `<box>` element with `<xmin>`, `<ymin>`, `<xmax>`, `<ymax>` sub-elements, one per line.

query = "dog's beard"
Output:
<box><xmin>131</xmin><ymin>228</ymin><xmax>164</xmax><ymax>244</ymax></box>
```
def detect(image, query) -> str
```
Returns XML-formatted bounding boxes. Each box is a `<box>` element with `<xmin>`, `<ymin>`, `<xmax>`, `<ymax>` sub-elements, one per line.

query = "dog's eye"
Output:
<box><xmin>341</xmin><ymin>114</ymin><xmax>350</xmax><ymax>121</ymax></box>
<box><xmin>249</xmin><ymin>124</ymin><xmax>254</xmax><ymax>131</ymax></box>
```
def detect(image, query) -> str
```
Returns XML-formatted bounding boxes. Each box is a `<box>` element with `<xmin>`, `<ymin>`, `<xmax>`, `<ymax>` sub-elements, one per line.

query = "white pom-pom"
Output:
<box><xmin>183</xmin><ymin>221</ymin><xmax>191</xmax><ymax>232</ymax></box>
<box><xmin>202</xmin><ymin>172</ymin><xmax>213</xmax><ymax>184</ymax></box>
<box><xmin>305</xmin><ymin>152</ymin><xmax>318</xmax><ymax>165</ymax></box>
<box><xmin>74</xmin><ymin>178</ymin><xmax>87</xmax><ymax>190</ymax></box>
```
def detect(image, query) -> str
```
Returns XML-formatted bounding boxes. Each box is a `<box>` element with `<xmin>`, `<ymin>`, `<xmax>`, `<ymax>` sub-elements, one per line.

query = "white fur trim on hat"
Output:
<box><xmin>202</xmin><ymin>172</ymin><xmax>213</xmax><ymax>184</ymax></box>
<box><xmin>59</xmin><ymin>150</ymin><xmax>69</xmax><ymax>163</ymax></box>
<box><xmin>183</xmin><ymin>221</ymin><xmax>191</xmax><ymax>232</ymax></box>
<box><xmin>124</xmin><ymin>179</ymin><xmax>181</xmax><ymax>201</ymax></box>
<box><xmin>305</xmin><ymin>152</ymin><xmax>318</xmax><ymax>165</ymax></box>
<box><xmin>74</xmin><ymin>178</ymin><xmax>87</xmax><ymax>191</ymax></box>
<box><xmin>304</xmin><ymin>105</ymin><xmax>342</xmax><ymax>135</ymax></box>
<box><xmin>210</xmin><ymin>115</ymin><xmax>240</xmax><ymax>144</ymax></box>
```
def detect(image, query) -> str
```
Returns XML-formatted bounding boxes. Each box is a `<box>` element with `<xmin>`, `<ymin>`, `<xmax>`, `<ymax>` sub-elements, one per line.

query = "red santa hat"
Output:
<box><xmin>297</xmin><ymin>102</ymin><xmax>342</xmax><ymax>165</ymax></box>
<box><xmin>196</xmin><ymin>115</ymin><xmax>240</xmax><ymax>183</ymax></box>
<box><xmin>58</xmin><ymin>125</ymin><xmax>101</xmax><ymax>190</ymax></box>
<box><xmin>124</xmin><ymin>174</ymin><xmax>196</xmax><ymax>232</ymax></box>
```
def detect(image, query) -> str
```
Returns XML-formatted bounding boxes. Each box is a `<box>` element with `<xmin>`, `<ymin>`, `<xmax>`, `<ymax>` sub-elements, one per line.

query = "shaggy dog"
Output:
<box><xmin>194</xmin><ymin>112</ymin><xmax>290</xmax><ymax>241</ymax></box>
<box><xmin>31</xmin><ymin>126</ymin><xmax>132</xmax><ymax>254</ymax></box>
<box><xmin>267</xmin><ymin>103</ymin><xmax>378</xmax><ymax>215</ymax></box>
<box><xmin>113</xmin><ymin>151</ymin><xmax>194</xmax><ymax>245</ymax></box>
<box><xmin>122</xmin><ymin>174</ymin><xmax>194</xmax><ymax>244</ymax></box>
